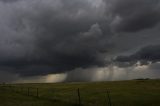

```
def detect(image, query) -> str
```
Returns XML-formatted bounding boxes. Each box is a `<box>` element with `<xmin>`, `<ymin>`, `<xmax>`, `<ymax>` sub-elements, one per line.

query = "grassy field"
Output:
<box><xmin>0</xmin><ymin>79</ymin><xmax>160</xmax><ymax>106</ymax></box>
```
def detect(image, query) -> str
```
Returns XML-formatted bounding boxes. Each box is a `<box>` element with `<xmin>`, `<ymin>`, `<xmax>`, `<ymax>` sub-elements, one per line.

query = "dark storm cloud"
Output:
<box><xmin>105</xmin><ymin>0</ymin><xmax>160</xmax><ymax>32</ymax></box>
<box><xmin>0</xmin><ymin>0</ymin><xmax>110</xmax><ymax>76</ymax></box>
<box><xmin>115</xmin><ymin>45</ymin><xmax>160</xmax><ymax>65</ymax></box>
<box><xmin>0</xmin><ymin>0</ymin><xmax>160</xmax><ymax>79</ymax></box>
<box><xmin>0</xmin><ymin>71</ymin><xmax>18</xmax><ymax>83</ymax></box>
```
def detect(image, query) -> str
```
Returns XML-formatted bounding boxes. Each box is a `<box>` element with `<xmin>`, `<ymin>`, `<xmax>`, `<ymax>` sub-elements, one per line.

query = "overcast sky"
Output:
<box><xmin>0</xmin><ymin>0</ymin><xmax>160</xmax><ymax>83</ymax></box>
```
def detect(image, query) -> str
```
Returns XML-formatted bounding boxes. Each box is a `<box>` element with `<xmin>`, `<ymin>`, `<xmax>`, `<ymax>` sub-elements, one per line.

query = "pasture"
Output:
<box><xmin>0</xmin><ymin>79</ymin><xmax>160</xmax><ymax>106</ymax></box>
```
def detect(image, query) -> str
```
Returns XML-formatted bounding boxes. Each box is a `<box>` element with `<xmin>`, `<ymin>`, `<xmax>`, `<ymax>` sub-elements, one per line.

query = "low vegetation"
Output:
<box><xmin>0</xmin><ymin>79</ymin><xmax>160</xmax><ymax>106</ymax></box>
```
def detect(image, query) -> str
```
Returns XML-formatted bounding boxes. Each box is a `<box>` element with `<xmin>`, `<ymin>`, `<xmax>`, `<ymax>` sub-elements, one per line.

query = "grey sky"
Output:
<box><xmin>0</xmin><ymin>0</ymin><xmax>160</xmax><ymax>82</ymax></box>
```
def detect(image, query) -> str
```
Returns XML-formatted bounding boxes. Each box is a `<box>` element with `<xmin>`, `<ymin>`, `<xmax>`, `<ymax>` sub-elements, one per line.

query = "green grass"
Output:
<box><xmin>0</xmin><ymin>79</ymin><xmax>160</xmax><ymax>106</ymax></box>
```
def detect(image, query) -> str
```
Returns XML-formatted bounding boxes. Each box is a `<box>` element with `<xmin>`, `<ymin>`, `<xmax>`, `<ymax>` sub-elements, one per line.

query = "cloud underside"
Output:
<box><xmin>0</xmin><ymin>0</ymin><xmax>160</xmax><ymax>82</ymax></box>
<box><xmin>115</xmin><ymin>45</ymin><xmax>160</xmax><ymax>66</ymax></box>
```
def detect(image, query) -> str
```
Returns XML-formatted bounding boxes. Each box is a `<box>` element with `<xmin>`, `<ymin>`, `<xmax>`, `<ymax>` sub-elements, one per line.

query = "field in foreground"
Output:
<box><xmin>0</xmin><ymin>79</ymin><xmax>160</xmax><ymax>106</ymax></box>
